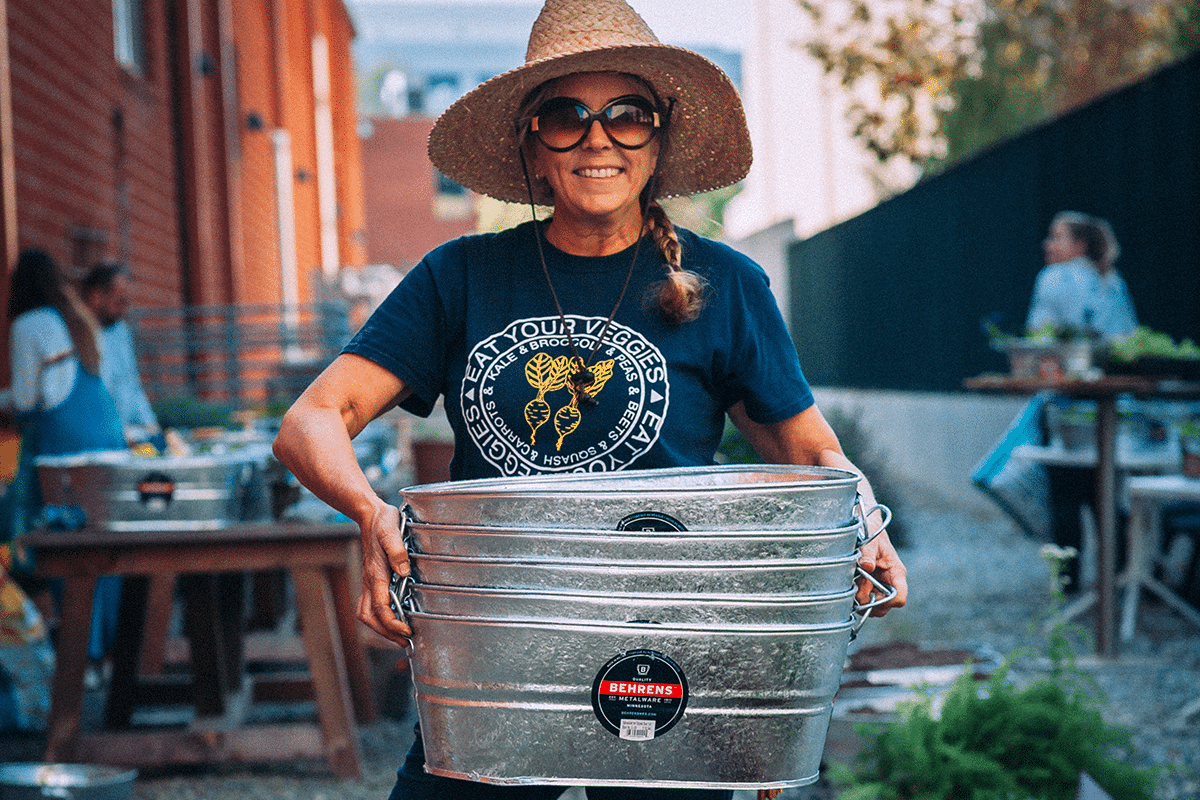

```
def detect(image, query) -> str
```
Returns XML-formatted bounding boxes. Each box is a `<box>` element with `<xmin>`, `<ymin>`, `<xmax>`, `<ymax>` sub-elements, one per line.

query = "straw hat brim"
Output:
<box><xmin>428</xmin><ymin>43</ymin><xmax>752</xmax><ymax>205</ymax></box>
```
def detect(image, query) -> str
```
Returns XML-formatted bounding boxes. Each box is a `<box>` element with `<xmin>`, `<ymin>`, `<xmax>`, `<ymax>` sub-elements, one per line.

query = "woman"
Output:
<box><xmin>1026</xmin><ymin>211</ymin><xmax>1135</xmax><ymax>339</ymax></box>
<box><xmin>1026</xmin><ymin>212</ymin><xmax>1136</xmax><ymax>589</ymax></box>
<box><xmin>5</xmin><ymin>248</ymin><xmax>127</xmax><ymax>662</ymax></box>
<box><xmin>274</xmin><ymin>1</ymin><xmax>907</xmax><ymax>797</ymax></box>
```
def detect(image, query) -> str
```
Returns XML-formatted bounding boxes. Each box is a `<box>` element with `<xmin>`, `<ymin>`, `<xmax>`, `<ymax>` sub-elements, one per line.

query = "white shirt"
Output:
<box><xmin>8</xmin><ymin>308</ymin><xmax>78</xmax><ymax>412</ymax></box>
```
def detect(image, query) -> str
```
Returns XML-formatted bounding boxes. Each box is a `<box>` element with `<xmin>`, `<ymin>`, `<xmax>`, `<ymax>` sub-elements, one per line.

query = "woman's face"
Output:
<box><xmin>1043</xmin><ymin>220</ymin><xmax>1087</xmax><ymax>265</ymax></box>
<box><xmin>530</xmin><ymin>72</ymin><xmax>661</xmax><ymax>229</ymax></box>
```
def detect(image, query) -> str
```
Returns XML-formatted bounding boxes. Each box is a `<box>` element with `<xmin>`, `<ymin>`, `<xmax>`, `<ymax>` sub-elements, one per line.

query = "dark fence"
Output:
<box><xmin>130</xmin><ymin>301</ymin><xmax>351</xmax><ymax>410</ymax></box>
<box><xmin>788</xmin><ymin>50</ymin><xmax>1200</xmax><ymax>392</ymax></box>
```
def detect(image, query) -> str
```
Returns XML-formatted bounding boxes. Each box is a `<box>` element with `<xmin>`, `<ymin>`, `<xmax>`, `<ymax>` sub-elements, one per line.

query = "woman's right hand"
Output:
<box><xmin>356</xmin><ymin>501</ymin><xmax>414</xmax><ymax>642</ymax></box>
<box><xmin>271</xmin><ymin>353</ymin><xmax>415</xmax><ymax>645</ymax></box>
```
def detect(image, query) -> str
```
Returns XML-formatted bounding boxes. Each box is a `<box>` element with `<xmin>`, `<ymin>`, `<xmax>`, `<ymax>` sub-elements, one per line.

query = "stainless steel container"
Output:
<box><xmin>408</xmin><ymin>551</ymin><xmax>860</xmax><ymax>597</ymax></box>
<box><xmin>35</xmin><ymin>447</ymin><xmax>272</xmax><ymax>531</ymax></box>
<box><xmin>400</xmin><ymin>464</ymin><xmax>860</xmax><ymax>531</ymax></box>
<box><xmin>404</xmin><ymin>517</ymin><xmax>864</xmax><ymax>562</ymax></box>
<box><xmin>406</xmin><ymin>582</ymin><xmax>857</xmax><ymax>627</ymax></box>
<box><xmin>0</xmin><ymin>763</ymin><xmax>137</xmax><ymax>800</ymax></box>
<box><xmin>404</xmin><ymin>610</ymin><xmax>853</xmax><ymax>789</ymax></box>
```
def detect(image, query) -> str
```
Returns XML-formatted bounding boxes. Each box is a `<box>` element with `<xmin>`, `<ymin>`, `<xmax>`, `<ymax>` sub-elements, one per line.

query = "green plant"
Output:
<box><xmin>830</xmin><ymin>547</ymin><xmax>1159</xmax><ymax>800</ymax></box>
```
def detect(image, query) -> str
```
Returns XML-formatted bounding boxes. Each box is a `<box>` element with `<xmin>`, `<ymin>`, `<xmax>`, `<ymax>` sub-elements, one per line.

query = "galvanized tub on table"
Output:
<box><xmin>35</xmin><ymin>447</ymin><xmax>272</xmax><ymax>531</ymax></box>
<box><xmin>400</xmin><ymin>464</ymin><xmax>860</xmax><ymax>531</ymax></box>
<box><xmin>408</xmin><ymin>551</ymin><xmax>860</xmax><ymax>597</ymax></box>
<box><xmin>403</xmin><ymin>610</ymin><xmax>853</xmax><ymax>789</ymax></box>
<box><xmin>405</xmin><ymin>582</ymin><xmax>858</xmax><ymax>627</ymax></box>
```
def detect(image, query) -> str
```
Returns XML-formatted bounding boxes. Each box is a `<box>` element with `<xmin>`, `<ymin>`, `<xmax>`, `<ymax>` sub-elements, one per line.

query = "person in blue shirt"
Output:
<box><xmin>273</xmin><ymin>1</ymin><xmax>907</xmax><ymax>797</ymax></box>
<box><xmin>81</xmin><ymin>262</ymin><xmax>162</xmax><ymax>447</ymax></box>
<box><xmin>1026</xmin><ymin>211</ymin><xmax>1135</xmax><ymax>339</ymax></box>
<box><xmin>1027</xmin><ymin>212</ymin><xmax>1135</xmax><ymax>590</ymax></box>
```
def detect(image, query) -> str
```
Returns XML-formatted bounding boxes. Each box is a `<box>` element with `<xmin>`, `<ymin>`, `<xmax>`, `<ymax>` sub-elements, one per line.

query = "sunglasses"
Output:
<box><xmin>526</xmin><ymin>95</ymin><xmax>664</xmax><ymax>152</ymax></box>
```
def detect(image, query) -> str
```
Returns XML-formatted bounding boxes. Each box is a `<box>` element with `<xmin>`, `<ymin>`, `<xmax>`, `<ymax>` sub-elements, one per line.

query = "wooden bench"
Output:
<box><xmin>21</xmin><ymin>521</ymin><xmax>377</xmax><ymax>778</ymax></box>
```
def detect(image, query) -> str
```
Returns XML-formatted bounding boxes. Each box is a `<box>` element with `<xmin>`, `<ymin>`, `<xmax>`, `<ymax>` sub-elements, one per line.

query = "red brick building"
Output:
<box><xmin>0</xmin><ymin>0</ymin><xmax>366</xmax><ymax>384</ymax></box>
<box><xmin>359</xmin><ymin>116</ymin><xmax>476</xmax><ymax>269</ymax></box>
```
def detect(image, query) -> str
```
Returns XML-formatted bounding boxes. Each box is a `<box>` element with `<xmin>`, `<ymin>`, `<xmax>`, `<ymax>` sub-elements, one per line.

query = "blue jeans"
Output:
<box><xmin>388</xmin><ymin>725</ymin><xmax>734</xmax><ymax>800</ymax></box>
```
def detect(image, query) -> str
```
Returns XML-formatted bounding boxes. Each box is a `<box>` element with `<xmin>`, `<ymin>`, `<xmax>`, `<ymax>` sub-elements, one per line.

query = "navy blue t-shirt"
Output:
<box><xmin>344</xmin><ymin>221</ymin><xmax>813</xmax><ymax>479</ymax></box>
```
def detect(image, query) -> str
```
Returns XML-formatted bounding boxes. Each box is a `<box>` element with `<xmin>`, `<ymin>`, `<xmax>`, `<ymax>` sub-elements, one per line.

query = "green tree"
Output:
<box><xmin>795</xmin><ymin>0</ymin><xmax>1200</xmax><ymax>172</ymax></box>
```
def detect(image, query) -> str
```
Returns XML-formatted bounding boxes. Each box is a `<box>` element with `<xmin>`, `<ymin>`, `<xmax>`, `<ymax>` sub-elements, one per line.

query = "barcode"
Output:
<box><xmin>619</xmin><ymin>719</ymin><xmax>655</xmax><ymax>741</ymax></box>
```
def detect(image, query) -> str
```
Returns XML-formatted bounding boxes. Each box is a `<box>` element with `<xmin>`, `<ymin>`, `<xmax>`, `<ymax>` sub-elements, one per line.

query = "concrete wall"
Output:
<box><xmin>812</xmin><ymin>388</ymin><xmax>1030</xmax><ymax>513</ymax></box>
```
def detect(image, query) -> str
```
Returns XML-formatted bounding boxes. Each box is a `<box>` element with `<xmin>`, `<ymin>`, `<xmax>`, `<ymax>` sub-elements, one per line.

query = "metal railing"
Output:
<box><xmin>129</xmin><ymin>301</ymin><xmax>351</xmax><ymax>411</ymax></box>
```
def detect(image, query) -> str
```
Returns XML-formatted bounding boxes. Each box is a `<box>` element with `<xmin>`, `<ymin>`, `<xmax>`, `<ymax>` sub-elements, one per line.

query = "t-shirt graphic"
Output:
<box><xmin>462</xmin><ymin>315</ymin><xmax>669</xmax><ymax>474</ymax></box>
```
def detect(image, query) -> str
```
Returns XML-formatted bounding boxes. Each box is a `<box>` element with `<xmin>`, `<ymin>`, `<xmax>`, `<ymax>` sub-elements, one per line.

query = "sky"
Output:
<box><xmin>356</xmin><ymin>0</ymin><xmax>755</xmax><ymax>50</ymax></box>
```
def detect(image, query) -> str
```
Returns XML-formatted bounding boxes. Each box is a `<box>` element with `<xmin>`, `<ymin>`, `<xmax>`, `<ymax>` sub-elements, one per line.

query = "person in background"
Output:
<box><xmin>273</xmin><ymin>1</ymin><xmax>906</xmax><ymax>797</ymax></box>
<box><xmin>81</xmin><ymin>262</ymin><xmax>161</xmax><ymax>447</ymax></box>
<box><xmin>1026</xmin><ymin>212</ymin><xmax>1134</xmax><ymax>590</ymax></box>
<box><xmin>3</xmin><ymin>249</ymin><xmax>126</xmax><ymax>666</ymax></box>
<box><xmin>1026</xmin><ymin>210</ymin><xmax>1135</xmax><ymax>339</ymax></box>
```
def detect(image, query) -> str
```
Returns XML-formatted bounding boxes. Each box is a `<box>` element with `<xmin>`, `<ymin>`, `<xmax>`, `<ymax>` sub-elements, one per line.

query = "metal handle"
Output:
<box><xmin>399</xmin><ymin>506</ymin><xmax>413</xmax><ymax>550</ymax></box>
<box><xmin>854</xmin><ymin>497</ymin><xmax>892</xmax><ymax>548</ymax></box>
<box><xmin>388</xmin><ymin>572</ymin><xmax>412</xmax><ymax>630</ymax></box>
<box><xmin>850</xmin><ymin>566</ymin><xmax>898</xmax><ymax>638</ymax></box>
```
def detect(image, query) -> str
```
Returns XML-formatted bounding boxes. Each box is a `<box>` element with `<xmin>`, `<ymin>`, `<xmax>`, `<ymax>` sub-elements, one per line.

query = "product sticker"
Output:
<box><xmin>591</xmin><ymin>649</ymin><xmax>688</xmax><ymax>740</ymax></box>
<box><xmin>615</xmin><ymin>511</ymin><xmax>687</xmax><ymax>532</ymax></box>
<box><xmin>137</xmin><ymin>471</ymin><xmax>175</xmax><ymax>511</ymax></box>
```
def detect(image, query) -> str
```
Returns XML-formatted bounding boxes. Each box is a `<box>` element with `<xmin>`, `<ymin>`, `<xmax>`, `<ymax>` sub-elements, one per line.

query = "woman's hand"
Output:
<box><xmin>273</xmin><ymin>353</ymin><xmax>415</xmax><ymax>645</ymax></box>
<box><xmin>356</xmin><ymin>502</ymin><xmax>414</xmax><ymax>642</ymax></box>
<box><xmin>854</xmin><ymin>525</ymin><xmax>908</xmax><ymax>617</ymax></box>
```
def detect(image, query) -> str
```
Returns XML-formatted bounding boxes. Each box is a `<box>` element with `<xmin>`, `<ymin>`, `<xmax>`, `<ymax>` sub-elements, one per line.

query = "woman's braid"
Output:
<box><xmin>645</xmin><ymin>202</ymin><xmax>706</xmax><ymax>324</ymax></box>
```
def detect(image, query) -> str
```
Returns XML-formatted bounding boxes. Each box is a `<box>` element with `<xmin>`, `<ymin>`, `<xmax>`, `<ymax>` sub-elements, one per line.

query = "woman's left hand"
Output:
<box><xmin>854</xmin><ymin>525</ymin><xmax>907</xmax><ymax>616</ymax></box>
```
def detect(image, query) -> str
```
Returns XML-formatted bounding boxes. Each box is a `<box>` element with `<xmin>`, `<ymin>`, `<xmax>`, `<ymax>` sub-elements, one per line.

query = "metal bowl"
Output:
<box><xmin>408</xmin><ymin>550</ymin><xmax>860</xmax><ymax>597</ymax></box>
<box><xmin>405</xmin><ymin>582</ymin><xmax>858</xmax><ymax>627</ymax></box>
<box><xmin>401</xmin><ymin>464</ymin><xmax>860</xmax><ymax>531</ymax></box>
<box><xmin>404</xmin><ymin>517</ymin><xmax>865</xmax><ymax>562</ymax></box>
<box><xmin>0</xmin><ymin>763</ymin><xmax>137</xmax><ymax>800</ymax></box>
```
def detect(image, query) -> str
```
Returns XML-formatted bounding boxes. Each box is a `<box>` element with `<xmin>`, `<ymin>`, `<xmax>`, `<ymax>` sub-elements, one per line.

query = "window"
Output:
<box><xmin>113</xmin><ymin>0</ymin><xmax>146</xmax><ymax>76</ymax></box>
<box><xmin>434</xmin><ymin>171</ymin><xmax>470</xmax><ymax>221</ymax></box>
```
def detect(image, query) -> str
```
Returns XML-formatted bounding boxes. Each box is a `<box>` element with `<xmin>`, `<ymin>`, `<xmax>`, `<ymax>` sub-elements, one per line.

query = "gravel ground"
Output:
<box><xmin>5</xmin><ymin>479</ymin><xmax>1198</xmax><ymax>800</ymax></box>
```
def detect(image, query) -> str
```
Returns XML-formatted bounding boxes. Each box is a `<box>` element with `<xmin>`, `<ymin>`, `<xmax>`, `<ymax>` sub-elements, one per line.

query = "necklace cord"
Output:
<box><xmin>517</xmin><ymin>132</ymin><xmax>666</xmax><ymax>406</ymax></box>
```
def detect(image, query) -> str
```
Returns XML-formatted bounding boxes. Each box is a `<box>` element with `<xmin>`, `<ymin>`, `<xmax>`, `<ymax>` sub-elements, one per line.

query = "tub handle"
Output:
<box><xmin>399</xmin><ymin>507</ymin><xmax>414</xmax><ymax>551</ymax></box>
<box><xmin>388</xmin><ymin>572</ymin><xmax>412</xmax><ymax>629</ymax></box>
<box><xmin>851</xmin><ymin>567</ymin><xmax>897</xmax><ymax>638</ymax></box>
<box><xmin>855</xmin><ymin>498</ymin><xmax>892</xmax><ymax>548</ymax></box>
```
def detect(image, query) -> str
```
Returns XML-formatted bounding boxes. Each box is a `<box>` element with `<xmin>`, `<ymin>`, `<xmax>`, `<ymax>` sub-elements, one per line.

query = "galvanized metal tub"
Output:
<box><xmin>408</xmin><ymin>551</ymin><xmax>859</xmax><ymax>597</ymax></box>
<box><xmin>403</xmin><ymin>610</ymin><xmax>853</xmax><ymax>788</ymax></box>
<box><xmin>34</xmin><ymin>447</ymin><xmax>272</xmax><ymax>531</ymax></box>
<box><xmin>0</xmin><ymin>763</ymin><xmax>137</xmax><ymax>800</ymax></box>
<box><xmin>404</xmin><ymin>516</ymin><xmax>865</xmax><ymax>562</ymax></box>
<box><xmin>400</xmin><ymin>464</ymin><xmax>860</xmax><ymax>531</ymax></box>
<box><xmin>405</xmin><ymin>581</ymin><xmax>858</xmax><ymax>627</ymax></box>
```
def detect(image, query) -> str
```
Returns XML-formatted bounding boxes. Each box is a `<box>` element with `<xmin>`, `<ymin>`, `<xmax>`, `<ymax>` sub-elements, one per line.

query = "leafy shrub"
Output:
<box><xmin>830</xmin><ymin>652</ymin><xmax>1158</xmax><ymax>800</ymax></box>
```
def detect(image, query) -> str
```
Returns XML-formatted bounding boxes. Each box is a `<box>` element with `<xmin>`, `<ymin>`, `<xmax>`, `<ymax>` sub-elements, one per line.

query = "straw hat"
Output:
<box><xmin>427</xmin><ymin>0</ymin><xmax>753</xmax><ymax>205</ymax></box>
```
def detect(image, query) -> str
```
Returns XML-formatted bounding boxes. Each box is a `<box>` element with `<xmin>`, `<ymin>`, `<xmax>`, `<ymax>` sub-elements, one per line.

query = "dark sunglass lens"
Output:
<box><xmin>604</xmin><ymin>101</ymin><xmax>656</xmax><ymax>147</ymax></box>
<box><xmin>535</xmin><ymin>100</ymin><xmax>589</xmax><ymax>148</ymax></box>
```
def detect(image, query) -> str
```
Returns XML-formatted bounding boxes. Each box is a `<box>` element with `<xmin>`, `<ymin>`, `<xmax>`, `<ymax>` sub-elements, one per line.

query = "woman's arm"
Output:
<box><xmin>727</xmin><ymin>401</ymin><xmax>908</xmax><ymax>615</ymax></box>
<box><xmin>272</xmin><ymin>353</ymin><xmax>416</xmax><ymax>643</ymax></box>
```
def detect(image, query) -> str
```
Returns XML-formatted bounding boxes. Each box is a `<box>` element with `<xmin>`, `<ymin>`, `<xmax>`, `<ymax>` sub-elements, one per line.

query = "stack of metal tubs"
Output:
<box><xmin>391</xmin><ymin>464</ymin><xmax>893</xmax><ymax>792</ymax></box>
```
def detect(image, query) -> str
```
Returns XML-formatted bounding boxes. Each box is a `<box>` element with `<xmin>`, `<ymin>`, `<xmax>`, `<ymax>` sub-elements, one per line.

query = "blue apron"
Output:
<box><xmin>14</xmin><ymin>362</ymin><xmax>126</xmax><ymax>660</ymax></box>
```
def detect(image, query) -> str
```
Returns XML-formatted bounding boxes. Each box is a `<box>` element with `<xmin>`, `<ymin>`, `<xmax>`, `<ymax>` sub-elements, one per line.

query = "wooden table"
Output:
<box><xmin>20</xmin><ymin>521</ymin><xmax>377</xmax><ymax>778</ymax></box>
<box><xmin>964</xmin><ymin>374</ymin><xmax>1200</xmax><ymax>656</ymax></box>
